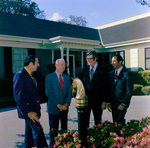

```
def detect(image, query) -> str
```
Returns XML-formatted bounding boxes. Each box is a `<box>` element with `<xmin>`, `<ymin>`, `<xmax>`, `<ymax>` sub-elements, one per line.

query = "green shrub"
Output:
<box><xmin>142</xmin><ymin>86</ymin><xmax>150</xmax><ymax>95</ymax></box>
<box><xmin>132</xmin><ymin>71</ymin><xmax>150</xmax><ymax>86</ymax></box>
<box><xmin>133</xmin><ymin>84</ymin><xmax>143</xmax><ymax>95</ymax></box>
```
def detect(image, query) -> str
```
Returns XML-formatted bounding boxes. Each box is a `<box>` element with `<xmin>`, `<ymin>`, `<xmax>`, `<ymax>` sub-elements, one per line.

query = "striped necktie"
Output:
<box><xmin>31</xmin><ymin>74</ymin><xmax>37</xmax><ymax>87</ymax></box>
<box><xmin>114</xmin><ymin>70</ymin><xmax>118</xmax><ymax>81</ymax></box>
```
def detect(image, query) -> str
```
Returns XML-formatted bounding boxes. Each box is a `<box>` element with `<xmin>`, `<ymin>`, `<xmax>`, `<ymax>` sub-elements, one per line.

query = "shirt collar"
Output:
<box><xmin>55</xmin><ymin>71</ymin><xmax>63</xmax><ymax>80</ymax></box>
<box><xmin>115</xmin><ymin>66</ymin><xmax>123</xmax><ymax>75</ymax></box>
<box><xmin>90</xmin><ymin>62</ymin><xmax>98</xmax><ymax>72</ymax></box>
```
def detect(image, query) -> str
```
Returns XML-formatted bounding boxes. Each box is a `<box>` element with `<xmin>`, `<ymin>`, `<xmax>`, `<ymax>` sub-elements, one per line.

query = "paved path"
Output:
<box><xmin>0</xmin><ymin>96</ymin><xmax>150</xmax><ymax>148</ymax></box>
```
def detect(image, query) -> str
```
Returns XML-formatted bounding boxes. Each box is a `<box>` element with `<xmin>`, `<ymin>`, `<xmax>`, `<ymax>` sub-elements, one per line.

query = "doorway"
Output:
<box><xmin>64</xmin><ymin>55</ymin><xmax>75</xmax><ymax>78</ymax></box>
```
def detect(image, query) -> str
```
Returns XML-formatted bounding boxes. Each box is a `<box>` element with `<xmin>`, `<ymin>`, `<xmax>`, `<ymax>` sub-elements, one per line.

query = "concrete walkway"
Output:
<box><xmin>0</xmin><ymin>96</ymin><xmax>150</xmax><ymax>148</ymax></box>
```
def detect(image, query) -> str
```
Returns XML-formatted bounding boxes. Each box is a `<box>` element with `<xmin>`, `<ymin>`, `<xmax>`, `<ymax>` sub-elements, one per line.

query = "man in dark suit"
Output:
<box><xmin>13</xmin><ymin>55</ymin><xmax>48</xmax><ymax>148</ymax></box>
<box><xmin>81</xmin><ymin>50</ymin><xmax>109</xmax><ymax>127</ymax></box>
<box><xmin>45</xmin><ymin>59</ymin><xmax>72</xmax><ymax>147</ymax></box>
<box><xmin>107</xmin><ymin>55</ymin><xmax>133</xmax><ymax>125</ymax></box>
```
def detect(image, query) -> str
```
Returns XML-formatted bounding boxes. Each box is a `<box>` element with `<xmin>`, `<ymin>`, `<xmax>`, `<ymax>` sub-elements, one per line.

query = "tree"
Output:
<box><xmin>0</xmin><ymin>0</ymin><xmax>45</xmax><ymax>19</ymax></box>
<box><xmin>58</xmin><ymin>15</ymin><xmax>88</xmax><ymax>27</ymax></box>
<box><xmin>136</xmin><ymin>0</ymin><xmax>150</xmax><ymax>7</ymax></box>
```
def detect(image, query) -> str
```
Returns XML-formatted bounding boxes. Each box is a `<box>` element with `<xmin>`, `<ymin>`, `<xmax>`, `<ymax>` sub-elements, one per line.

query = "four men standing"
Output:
<box><xmin>13</xmin><ymin>52</ymin><xmax>133</xmax><ymax>147</ymax></box>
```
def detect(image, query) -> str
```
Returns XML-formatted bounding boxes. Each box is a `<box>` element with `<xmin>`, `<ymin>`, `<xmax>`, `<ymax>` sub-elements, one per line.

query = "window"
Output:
<box><xmin>145</xmin><ymin>48</ymin><xmax>150</xmax><ymax>70</ymax></box>
<box><xmin>12</xmin><ymin>48</ymin><xmax>27</xmax><ymax>73</ymax></box>
<box><xmin>110</xmin><ymin>51</ymin><xmax>125</xmax><ymax>64</ymax></box>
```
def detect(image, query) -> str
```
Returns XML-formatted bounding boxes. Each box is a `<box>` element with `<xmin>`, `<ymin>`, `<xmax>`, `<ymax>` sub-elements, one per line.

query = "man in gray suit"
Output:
<box><xmin>107</xmin><ymin>55</ymin><xmax>133</xmax><ymax>125</ymax></box>
<box><xmin>45</xmin><ymin>59</ymin><xmax>72</xmax><ymax>147</ymax></box>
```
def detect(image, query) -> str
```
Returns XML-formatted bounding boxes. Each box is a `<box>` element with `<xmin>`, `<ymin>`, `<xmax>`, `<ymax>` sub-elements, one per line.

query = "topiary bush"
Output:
<box><xmin>142</xmin><ymin>86</ymin><xmax>150</xmax><ymax>95</ymax></box>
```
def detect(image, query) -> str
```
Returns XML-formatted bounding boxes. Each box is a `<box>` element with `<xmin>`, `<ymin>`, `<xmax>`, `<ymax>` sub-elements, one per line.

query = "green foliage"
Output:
<box><xmin>133</xmin><ymin>84</ymin><xmax>143</xmax><ymax>95</ymax></box>
<box><xmin>136</xmin><ymin>0</ymin><xmax>150</xmax><ymax>7</ymax></box>
<box><xmin>0</xmin><ymin>0</ymin><xmax>45</xmax><ymax>18</ymax></box>
<box><xmin>142</xmin><ymin>86</ymin><xmax>150</xmax><ymax>95</ymax></box>
<box><xmin>132</xmin><ymin>71</ymin><xmax>150</xmax><ymax>95</ymax></box>
<box><xmin>58</xmin><ymin>15</ymin><xmax>88</xmax><ymax>27</ymax></box>
<box><xmin>53</xmin><ymin>117</ymin><xmax>150</xmax><ymax>148</ymax></box>
<box><xmin>132</xmin><ymin>71</ymin><xmax>150</xmax><ymax>86</ymax></box>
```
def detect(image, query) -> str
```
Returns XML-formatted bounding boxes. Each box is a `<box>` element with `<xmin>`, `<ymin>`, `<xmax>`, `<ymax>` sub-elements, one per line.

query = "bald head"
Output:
<box><xmin>55</xmin><ymin>59</ymin><xmax>66</xmax><ymax>74</ymax></box>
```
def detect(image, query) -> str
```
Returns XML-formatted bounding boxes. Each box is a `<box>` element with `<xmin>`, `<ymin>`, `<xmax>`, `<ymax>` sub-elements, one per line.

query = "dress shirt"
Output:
<box><xmin>55</xmin><ymin>71</ymin><xmax>64</xmax><ymax>81</ymax></box>
<box><xmin>24</xmin><ymin>67</ymin><xmax>32</xmax><ymax>75</ymax></box>
<box><xmin>89</xmin><ymin>62</ymin><xmax>98</xmax><ymax>73</ymax></box>
<box><xmin>115</xmin><ymin>66</ymin><xmax>123</xmax><ymax>76</ymax></box>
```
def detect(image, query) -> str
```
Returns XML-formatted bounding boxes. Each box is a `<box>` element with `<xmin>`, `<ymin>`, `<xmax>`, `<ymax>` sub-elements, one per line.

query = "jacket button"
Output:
<box><xmin>27</xmin><ymin>103</ymin><xmax>29</xmax><ymax>105</ymax></box>
<box><xmin>37</xmin><ymin>101</ymin><xmax>39</xmax><ymax>102</ymax></box>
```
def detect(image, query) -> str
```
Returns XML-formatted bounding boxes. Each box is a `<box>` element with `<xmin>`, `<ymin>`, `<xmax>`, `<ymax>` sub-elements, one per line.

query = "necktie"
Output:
<box><xmin>89</xmin><ymin>66</ymin><xmax>94</xmax><ymax>81</ymax></box>
<box><xmin>59</xmin><ymin>75</ymin><xmax>64</xmax><ymax>91</ymax></box>
<box><xmin>31</xmin><ymin>74</ymin><xmax>37</xmax><ymax>87</ymax></box>
<box><xmin>114</xmin><ymin>70</ymin><xmax>118</xmax><ymax>81</ymax></box>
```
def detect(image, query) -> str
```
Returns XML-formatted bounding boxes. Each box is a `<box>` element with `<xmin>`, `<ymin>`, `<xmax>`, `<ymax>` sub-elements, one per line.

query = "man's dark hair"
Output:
<box><xmin>86</xmin><ymin>50</ymin><xmax>98</xmax><ymax>61</ymax></box>
<box><xmin>24</xmin><ymin>55</ymin><xmax>37</xmax><ymax>66</ymax></box>
<box><xmin>113</xmin><ymin>55</ymin><xmax>123</xmax><ymax>64</ymax></box>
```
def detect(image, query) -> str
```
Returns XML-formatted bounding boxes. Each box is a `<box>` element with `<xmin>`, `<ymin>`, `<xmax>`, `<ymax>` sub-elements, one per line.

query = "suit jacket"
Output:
<box><xmin>13</xmin><ymin>68</ymin><xmax>41</xmax><ymax>119</ymax></box>
<box><xmin>81</xmin><ymin>64</ymin><xmax>109</xmax><ymax>106</ymax></box>
<box><xmin>45</xmin><ymin>72</ymin><xmax>72</xmax><ymax>114</ymax></box>
<box><xmin>109</xmin><ymin>66</ymin><xmax>133</xmax><ymax>108</ymax></box>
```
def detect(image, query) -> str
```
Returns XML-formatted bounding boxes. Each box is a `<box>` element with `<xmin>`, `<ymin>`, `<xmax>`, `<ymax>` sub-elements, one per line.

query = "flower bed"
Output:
<box><xmin>53</xmin><ymin>117</ymin><xmax>150</xmax><ymax>148</ymax></box>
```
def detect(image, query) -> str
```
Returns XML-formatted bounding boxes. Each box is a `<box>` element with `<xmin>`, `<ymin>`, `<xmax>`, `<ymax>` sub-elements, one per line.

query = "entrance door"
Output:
<box><xmin>64</xmin><ymin>55</ymin><xmax>75</xmax><ymax>78</ymax></box>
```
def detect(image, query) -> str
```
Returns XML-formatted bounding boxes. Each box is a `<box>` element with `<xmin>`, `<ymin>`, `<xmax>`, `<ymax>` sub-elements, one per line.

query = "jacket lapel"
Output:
<box><xmin>23</xmin><ymin>69</ymin><xmax>39</xmax><ymax>91</ymax></box>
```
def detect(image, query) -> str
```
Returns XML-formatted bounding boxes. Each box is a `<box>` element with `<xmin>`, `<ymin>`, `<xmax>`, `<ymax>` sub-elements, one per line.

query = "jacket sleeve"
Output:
<box><xmin>13</xmin><ymin>73</ymin><xmax>31</xmax><ymax>116</ymax></box>
<box><xmin>122</xmin><ymin>71</ymin><xmax>133</xmax><ymax>107</ymax></box>
<box><xmin>45</xmin><ymin>75</ymin><xmax>60</xmax><ymax>107</ymax></box>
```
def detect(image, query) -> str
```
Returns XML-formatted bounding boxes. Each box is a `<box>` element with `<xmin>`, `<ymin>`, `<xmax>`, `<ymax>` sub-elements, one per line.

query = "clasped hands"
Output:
<box><xmin>57</xmin><ymin>103</ymin><xmax>68</xmax><ymax>112</ymax></box>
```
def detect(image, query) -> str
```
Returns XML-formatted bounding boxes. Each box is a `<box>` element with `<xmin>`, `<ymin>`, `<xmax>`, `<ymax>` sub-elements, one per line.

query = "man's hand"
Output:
<box><xmin>118</xmin><ymin>104</ymin><xmax>124</xmax><ymax>110</ymax></box>
<box><xmin>101</xmin><ymin>102</ymin><xmax>106</xmax><ymax>110</ymax></box>
<box><xmin>107</xmin><ymin>103</ymin><xmax>112</xmax><ymax>112</ymax></box>
<box><xmin>57</xmin><ymin>103</ymin><xmax>68</xmax><ymax>111</ymax></box>
<box><xmin>27</xmin><ymin>112</ymin><xmax>39</xmax><ymax>123</ymax></box>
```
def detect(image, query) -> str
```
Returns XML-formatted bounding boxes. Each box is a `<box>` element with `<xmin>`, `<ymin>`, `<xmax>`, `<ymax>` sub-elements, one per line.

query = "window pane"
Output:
<box><xmin>146</xmin><ymin>59</ymin><xmax>150</xmax><ymax>69</ymax></box>
<box><xmin>146</xmin><ymin>48</ymin><xmax>150</xmax><ymax>58</ymax></box>
<box><xmin>12</xmin><ymin>48</ymin><xmax>27</xmax><ymax>73</ymax></box>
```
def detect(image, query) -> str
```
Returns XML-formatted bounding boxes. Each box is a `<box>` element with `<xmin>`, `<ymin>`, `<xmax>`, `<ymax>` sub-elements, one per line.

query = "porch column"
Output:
<box><xmin>60</xmin><ymin>47</ymin><xmax>64</xmax><ymax>59</ymax></box>
<box><xmin>66</xmin><ymin>48</ymin><xmax>70</xmax><ymax>76</ymax></box>
<box><xmin>52</xmin><ymin>49</ymin><xmax>54</xmax><ymax>64</ymax></box>
<box><xmin>81</xmin><ymin>51</ymin><xmax>84</xmax><ymax>69</ymax></box>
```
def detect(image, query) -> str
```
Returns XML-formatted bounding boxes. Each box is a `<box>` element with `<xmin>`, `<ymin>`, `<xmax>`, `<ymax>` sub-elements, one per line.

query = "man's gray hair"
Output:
<box><xmin>55</xmin><ymin>59</ymin><xmax>65</xmax><ymax>65</ymax></box>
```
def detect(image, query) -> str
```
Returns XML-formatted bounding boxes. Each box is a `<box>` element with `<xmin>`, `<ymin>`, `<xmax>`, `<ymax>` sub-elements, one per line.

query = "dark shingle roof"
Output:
<box><xmin>99</xmin><ymin>16</ymin><xmax>150</xmax><ymax>45</ymax></box>
<box><xmin>0</xmin><ymin>12</ymin><xmax>100</xmax><ymax>41</ymax></box>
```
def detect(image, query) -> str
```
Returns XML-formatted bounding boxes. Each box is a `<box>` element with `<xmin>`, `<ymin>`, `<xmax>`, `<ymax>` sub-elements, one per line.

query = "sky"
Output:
<box><xmin>33</xmin><ymin>0</ymin><xmax>150</xmax><ymax>28</ymax></box>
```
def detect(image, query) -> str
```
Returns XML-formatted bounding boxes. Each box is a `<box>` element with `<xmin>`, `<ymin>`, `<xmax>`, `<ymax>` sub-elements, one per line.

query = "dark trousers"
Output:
<box><xmin>111</xmin><ymin>101</ymin><xmax>127</xmax><ymax>125</ymax></box>
<box><xmin>87</xmin><ymin>105</ymin><xmax>103</xmax><ymax>127</ymax></box>
<box><xmin>48</xmin><ymin>111</ymin><xmax>68</xmax><ymax>147</ymax></box>
<box><xmin>24</xmin><ymin>118</ymin><xmax>48</xmax><ymax>148</ymax></box>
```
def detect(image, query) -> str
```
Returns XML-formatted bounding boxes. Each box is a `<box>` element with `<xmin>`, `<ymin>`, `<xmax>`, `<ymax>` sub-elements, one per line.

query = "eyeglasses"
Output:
<box><xmin>86</xmin><ymin>58</ymin><xmax>93</xmax><ymax>61</ymax></box>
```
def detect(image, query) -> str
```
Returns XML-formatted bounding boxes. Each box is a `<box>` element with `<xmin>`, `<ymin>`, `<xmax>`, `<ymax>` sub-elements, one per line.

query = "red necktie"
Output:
<box><xmin>59</xmin><ymin>75</ymin><xmax>64</xmax><ymax>91</ymax></box>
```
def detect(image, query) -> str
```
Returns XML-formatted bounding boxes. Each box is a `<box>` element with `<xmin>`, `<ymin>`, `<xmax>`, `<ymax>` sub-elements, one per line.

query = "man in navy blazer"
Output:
<box><xmin>13</xmin><ymin>55</ymin><xmax>48</xmax><ymax>148</ymax></box>
<box><xmin>45</xmin><ymin>59</ymin><xmax>72</xmax><ymax>147</ymax></box>
<box><xmin>107</xmin><ymin>55</ymin><xmax>133</xmax><ymax>125</ymax></box>
<box><xmin>81</xmin><ymin>50</ymin><xmax>109</xmax><ymax>127</ymax></box>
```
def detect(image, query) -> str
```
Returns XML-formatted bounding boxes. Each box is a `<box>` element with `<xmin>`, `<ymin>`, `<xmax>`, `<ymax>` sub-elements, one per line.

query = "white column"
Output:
<box><xmin>66</xmin><ymin>48</ymin><xmax>70</xmax><ymax>76</ymax></box>
<box><xmin>60</xmin><ymin>47</ymin><xmax>64</xmax><ymax>59</ymax></box>
<box><xmin>81</xmin><ymin>51</ymin><xmax>84</xmax><ymax>69</ymax></box>
<box><xmin>51</xmin><ymin>49</ymin><xmax>54</xmax><ymax>64</ymax></box>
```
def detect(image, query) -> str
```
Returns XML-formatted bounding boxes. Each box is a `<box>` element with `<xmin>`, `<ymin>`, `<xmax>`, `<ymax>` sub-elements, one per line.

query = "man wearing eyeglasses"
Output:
<box><xmin>81</xmin><ymin>50</ymin><xmax>109</xmax><ymax>127</ymax></box>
